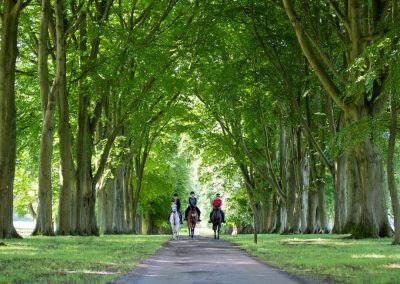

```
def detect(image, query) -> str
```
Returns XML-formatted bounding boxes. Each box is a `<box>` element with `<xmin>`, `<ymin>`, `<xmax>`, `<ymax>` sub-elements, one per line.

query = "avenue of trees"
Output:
<box><xmin>1</xmin><ymin>0</ymin><xmax>400</xmax><ymax>244</ymax></box>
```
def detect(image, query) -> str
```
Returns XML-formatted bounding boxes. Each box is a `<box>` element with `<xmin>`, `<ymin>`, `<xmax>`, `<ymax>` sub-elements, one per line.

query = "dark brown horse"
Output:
<box><xmin>187</xmin><ymin>205</ymin><xmax>198</xmax><ymax>239</ymax></box>
<box><xmin>211</xmin><ymin>207</ymin><xmax>222</xmax><ymax>240</ymax></box>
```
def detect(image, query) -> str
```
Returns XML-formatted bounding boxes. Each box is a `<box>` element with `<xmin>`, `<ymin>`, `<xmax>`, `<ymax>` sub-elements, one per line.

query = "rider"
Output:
<box><xmin>209</xmin><ymin>193</ymin><xmax>226</xmax><ymax>223</ymax></box>
<box><xmin>184</xmin><ymin>191</ymin><xmax>201</xmax><ymax>222</ymax></box>
<box><xmin>171</xmin><ymin>193</ymin><xmax>183</xmax><ymax>224</ymax></box>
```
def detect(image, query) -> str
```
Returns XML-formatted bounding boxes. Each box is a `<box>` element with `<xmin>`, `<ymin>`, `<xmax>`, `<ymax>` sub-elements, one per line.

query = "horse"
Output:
<box><xmin>169</xmin><ymin>203</ymin><xmax>180</xmax><ymax>240</ymax></box>
<box><xmin>211</xmin><ymin>206</ymin><xmax>222</xmax><ymax>240</ymax></box>
<box><xmin>187</xmin><ymin>205</ymin><xmax>198</xmax><ymax>239</ymax></box>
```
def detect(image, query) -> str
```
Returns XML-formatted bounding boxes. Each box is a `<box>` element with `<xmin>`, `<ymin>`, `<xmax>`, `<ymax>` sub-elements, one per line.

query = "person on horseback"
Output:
<box><xmin>171</xmin><ymin>193</ymin><xmax>183</xmax><ymax>224</ymax></box>
<box><xmin>184</xmin><ymin>191</ymin><xmax>201</xmax><ymax>222</ymax></box>
<box><xmin>209</xmin><ymin>193</ymin><xmax>226</xmax><ymax>223</ymax></box>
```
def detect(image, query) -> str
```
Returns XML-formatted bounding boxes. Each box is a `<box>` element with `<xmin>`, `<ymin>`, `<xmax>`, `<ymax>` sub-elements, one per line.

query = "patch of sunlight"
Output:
<box><xmin>280</xmin><ymin>238</ymin><xmax>353</xmax><ymax>247</ymax></box>
<box><xmin>0</xmin><ymin>246</ymin><xmax>38</xmax><ymax>252</ymax></box>
<box><xmin>352</xmin><ymin>254</ymin><xmax>386</xmax><ymax>259</ymax></box>
<box><xmin>280</xmin><ymin>238</ymin><xmax>331</xmax><ymax>245</ymax></box>
<box><xmin>58</xmin><ymin>270</ymin><xmax>117</xmax><ymax>275</ymax></box>
<box><xmin>383</xmin><ymin>264</ymin><xmax>400</xmax><ymax>269</ymax></box>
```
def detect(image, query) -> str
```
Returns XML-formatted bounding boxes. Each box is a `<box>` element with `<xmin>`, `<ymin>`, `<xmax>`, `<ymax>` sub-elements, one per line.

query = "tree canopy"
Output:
<box><xmin>1</xmin><ymin>0</ymin><xmax>400</xmax><ymax>244</ymax></box>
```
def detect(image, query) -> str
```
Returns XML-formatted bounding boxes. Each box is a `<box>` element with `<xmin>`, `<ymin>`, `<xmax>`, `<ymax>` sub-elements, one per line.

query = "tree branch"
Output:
<box><xmin>304</xmin><ymin>30</ymin><xmax>348</xmax><ymax>85</ymax></box>
<box><xmin>283</xmin><ymin>0</ymin><xmax>346</xmax><ymax>110</ymax></box>
<box><xmin>327</xmin><ymin>0</ymin><xmax>351</xmax><ymax>33</ymax></box>
<box><xmin>64</xmin><ymin>3</ymin><xmax>86</xmax><ymax>36</ymax></box>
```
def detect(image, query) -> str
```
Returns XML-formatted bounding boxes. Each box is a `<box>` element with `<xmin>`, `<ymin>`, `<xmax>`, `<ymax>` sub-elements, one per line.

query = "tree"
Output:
<box><xmin>0</xmin><ymin>0</ymin><xmax>30</xmax><ymax>239</ymax></box>
<box><xmin>283</xmin><ymin>0</ymin><xmax>393</xmax><ymax>238</ymax></box>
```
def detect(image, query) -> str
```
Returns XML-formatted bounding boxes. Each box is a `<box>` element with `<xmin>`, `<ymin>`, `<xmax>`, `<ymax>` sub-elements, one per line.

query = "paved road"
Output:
<box><xmin>113</xmin><ymin>236</ymin><xmax>313</xmax><ymax>284</ymax></box>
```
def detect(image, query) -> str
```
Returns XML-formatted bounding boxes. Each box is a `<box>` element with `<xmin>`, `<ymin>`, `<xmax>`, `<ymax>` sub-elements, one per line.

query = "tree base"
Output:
<box><xmin>345</xmin><ymin>221</ymin><xmax>392</xmax><ymax>239</ymax></box>
<box><xmin>0</xmin><ymin>228</ymin><xmax>23</xmax><ymax>239</ymax></box>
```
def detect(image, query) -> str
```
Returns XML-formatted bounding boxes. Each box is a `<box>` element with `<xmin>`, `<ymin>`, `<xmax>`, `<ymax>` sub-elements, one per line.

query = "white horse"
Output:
<box><xmin>169</xmin><ymin>203</ymin><xmax>180</xmax><ymax>240</ymax></box>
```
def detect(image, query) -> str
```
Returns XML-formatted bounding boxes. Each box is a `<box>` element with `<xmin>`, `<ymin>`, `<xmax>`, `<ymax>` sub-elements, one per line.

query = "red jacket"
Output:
<box><xmin>212</xmin><ymin>198</ymin><xmax>222</xmax><ymax>207</ymax></box>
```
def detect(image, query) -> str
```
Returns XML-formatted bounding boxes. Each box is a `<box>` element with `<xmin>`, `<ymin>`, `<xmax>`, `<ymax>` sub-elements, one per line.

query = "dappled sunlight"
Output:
<box><xmin>280</xmin><ymin>238</ymin><xmax>331</xmax><ymax>245</ymax></box>
<box><xmin>58</xmin><ymin>269</ymin><xmax>117</xmax><ymax>275</ymax></box>
<box><xmin>383</xmin><ymin>264</ymin><xmax>400</xmax><ymax>269</ymax></box>
<box><xmin>352</xmin><ymin>254</ymin><xmax>400</xmax><ymax>259</ymax></box>
<box><xmin>352</xmin><ymin>254</ymin><xmax>387</xmax><ymax>259</ymax></box>
<box><xmin>279</xmin><ymin>238</ymin><xmax>352</xmax><ymax>247</ymax></box>
<box><xmin>0</xmin><ymin>246</ymin><xmax>39</xmax><ymax>253</ymax></box>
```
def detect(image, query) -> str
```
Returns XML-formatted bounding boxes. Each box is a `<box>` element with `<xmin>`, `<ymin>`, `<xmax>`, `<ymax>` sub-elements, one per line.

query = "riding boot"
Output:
<box><xmin>196</xmin><ymin>207</ymin><xmax>201</xmax><ymax>221</ymax></box>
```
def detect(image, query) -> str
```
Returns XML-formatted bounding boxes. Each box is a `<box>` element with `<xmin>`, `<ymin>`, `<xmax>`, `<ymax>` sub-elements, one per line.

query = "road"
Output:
<box><xmin>113</xmin><ymin>235</ymin><xmax>314</xmax><ymax>284</ymax></box>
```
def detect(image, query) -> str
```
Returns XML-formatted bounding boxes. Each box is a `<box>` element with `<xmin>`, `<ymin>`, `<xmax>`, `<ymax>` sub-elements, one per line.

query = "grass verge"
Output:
<box><xmin>225</xmin><ymin>234</ymin><xmax>400</xmax><ymax>284</ymax></box>
<box><xmin>0</xmin><ymin>234</ymin><xmax>169</xmax><ymax>283</ymax></box>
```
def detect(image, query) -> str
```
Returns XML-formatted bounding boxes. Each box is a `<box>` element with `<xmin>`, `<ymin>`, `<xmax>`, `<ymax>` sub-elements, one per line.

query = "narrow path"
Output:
<box><xmin>113</xmin><ymin>236</ymin><xmax>314</xmax><ymax>284</ymax></box>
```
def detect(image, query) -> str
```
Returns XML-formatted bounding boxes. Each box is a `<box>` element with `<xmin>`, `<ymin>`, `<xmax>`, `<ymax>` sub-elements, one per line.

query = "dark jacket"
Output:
<box><xmin>188</xmin><ymin>197</ymin><xmax>197</xmax><ymax>207</ymax></box>
<box><xmin>176</xmin><ymin>199</ymin><xmax>181</xmax><ymax>211</ymax></box>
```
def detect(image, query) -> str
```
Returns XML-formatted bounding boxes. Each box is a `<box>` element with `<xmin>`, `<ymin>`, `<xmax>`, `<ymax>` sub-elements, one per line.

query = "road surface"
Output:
<box><xmin>113</xmin><ymin>236</ymin><xmax>314</xmax><ymax>284</ymax></box>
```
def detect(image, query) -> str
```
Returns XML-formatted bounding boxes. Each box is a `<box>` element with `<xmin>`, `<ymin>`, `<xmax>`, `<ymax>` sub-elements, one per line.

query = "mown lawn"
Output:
<box><xmin>0</xmin><ymin>235</ymin><xmax>169</xmax><ymax>283</ymax></box>
<box><xmin>225</xmin><ymin>234</ymin><xmax>400</xmax><ymax>284</ymax></box>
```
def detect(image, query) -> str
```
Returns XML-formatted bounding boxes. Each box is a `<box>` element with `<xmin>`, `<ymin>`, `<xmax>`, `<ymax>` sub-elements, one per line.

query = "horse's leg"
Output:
<box><xmin>213</xmin><ymin>225</ymin><xmax>215</xmax><ymax>239</ymax></box>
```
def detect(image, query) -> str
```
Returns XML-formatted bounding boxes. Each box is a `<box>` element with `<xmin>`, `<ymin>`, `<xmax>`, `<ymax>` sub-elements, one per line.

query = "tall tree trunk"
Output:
<box><xmin>283</xmin><ymin>130</ymin><xmax>301</xmax><ymax>234</ymax></box>
<box><xmin>279</xmin><ymin>202</ymin><xmax>288</xmax><ymax>233</ymax></box>
<box><xmin>124</xmin><ymin>161</ymin><xmax>133</xmax><ymax>232</ymax></box>
<box><xmin>387</xmin><ymin>90</ymin><xmax>400</xmax><ymax>245</ymax></box>
<box><xmin>388</xmin><ymin>90</ymin><xmax>400</xmax><ymax>244</ymax></box>
<box><xmin>268</xmin><ymin>192</ymin><xmax>280</xmax><ymax>233</ymax></box>
<box><xmin>0</xmin><ymin>0</ymin><xmax>23</xmax><ymax>239</ymax></box>
<box><xmin>74</xmin><ymin>2</ymin><xmax>107</xmax><ymax>236</ymax></box>
<box><xmin>326</xmin><ymin>96</ymin><xmax>347</xmax><ymax>233</ymax></box>
<box><xmin>388</xmin><ymin>92</ymin><xmax>400</xmax><ymax>244</ymax></box>
<box><xmin>104</xmin><ymin>179</ymin><xmax>114</xmax><ymax>234</ymax></box>
<box><xmin>387</xmin><ymin>1</ymin><xmax>400</xmax><ymax>245</ymax></box>
<box><xmin>317</xmin><ymin>164</ymin><xmax>329</xmax><ymax>233</ymax></box>
<box><xmin>56</xmin><ymin>0</ymin><xmax>74</xmax><ymax>235</ymax></box>
<box><xmin>306</xmin><ymin>189</ymin><xmax>319</xmax><ymax>233</ymax></box>
<box><xmin>332</xmin><ymin>154</ymin><xmax>347</xmax><ymax>233</ymax></box>
<box><xmin>112</xmin><ymin>165</ymin><xmax>125</xmax><ymax>233</ymax></box>
<box><xmin>344</xmin><ymin>111</ymin><xmax>391</xmax><ymax>238</ymax></box>
<box><xmin>76</xmin><ymin>93</ymin><xmax>98</xmax><ymax>235</ymax></box>
<box><xmin>239</xmin><ymin>164</ymin><xmax>259</xmax><ymax>242</ymax></box>
<box><xmin>34</xmin><ymin>0</ymin><xmax>55</xmax><ymax>236</ymax></box>
<box><xmin>131</xmin><ymin>155</ymin><xmax>147</xmax><ymax>229</ymax></box>
<box><xmin>300</xmin><ymin>157</ymin><xmax>309</xmax><ymax>233</ymax></box>
<box><xmin>98</xmin><ymin>179</ymin><xmax>107</xmax><ymax>234</ymax></box>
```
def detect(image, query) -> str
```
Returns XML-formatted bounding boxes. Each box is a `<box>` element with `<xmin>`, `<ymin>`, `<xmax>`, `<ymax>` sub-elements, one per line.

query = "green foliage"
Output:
<box><xmin>139</xmin><ymin>131</ymin><xmax>193</xmax><ymax>229</ymax></box>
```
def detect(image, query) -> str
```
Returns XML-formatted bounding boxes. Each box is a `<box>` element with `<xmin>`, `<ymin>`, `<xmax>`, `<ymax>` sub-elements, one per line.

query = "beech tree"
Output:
<box><xmin>4</xmin><ymin>0</ymin><xmax>400</xmax><ymax>245</ymax></box>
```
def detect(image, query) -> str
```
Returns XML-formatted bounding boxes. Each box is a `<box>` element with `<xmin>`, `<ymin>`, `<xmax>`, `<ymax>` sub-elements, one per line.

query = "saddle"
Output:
<box><xmin>211</xmin><ymin>207</ymin><xmax>222</xmax><ymax>222</ymax></box>
<box><xmin>189</xmin><ymin>205</ymin><xmax>197</xmax><ymax>217</ymax></box>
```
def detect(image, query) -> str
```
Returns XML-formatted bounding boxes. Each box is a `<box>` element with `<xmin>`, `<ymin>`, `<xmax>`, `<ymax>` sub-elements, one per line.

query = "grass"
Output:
<box><xmin>0</xmin><ymin>234</ymin><xmax>169</xmax><ymax>283</ymax></box>
<box><xmin>225</xmin><ymin>234</ymin><xmax>400</xmax><ymax>284</ymax></box>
